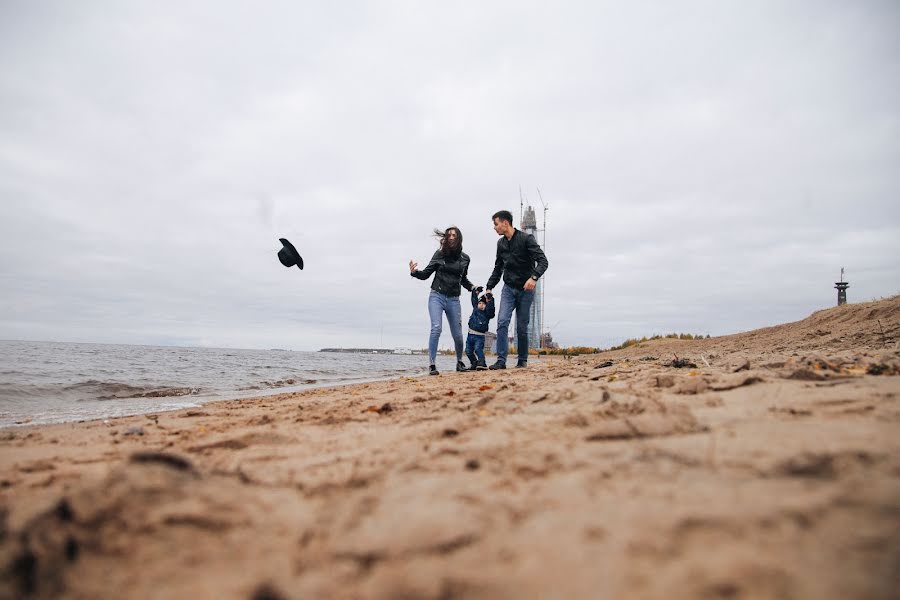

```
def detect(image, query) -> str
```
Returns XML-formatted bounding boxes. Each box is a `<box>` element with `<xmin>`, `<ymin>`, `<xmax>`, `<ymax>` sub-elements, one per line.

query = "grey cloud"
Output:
<box><xmin>1</xmin><ymin>1</ymin><xmax>898</xmax><ymax>351</ymax></box>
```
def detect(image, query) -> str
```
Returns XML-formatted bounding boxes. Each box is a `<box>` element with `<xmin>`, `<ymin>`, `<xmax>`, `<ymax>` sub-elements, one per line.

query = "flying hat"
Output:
<box><xmin>277</xmin><ymin>238</ymin><xmax>303</xmax><ymax>270</ymax></box>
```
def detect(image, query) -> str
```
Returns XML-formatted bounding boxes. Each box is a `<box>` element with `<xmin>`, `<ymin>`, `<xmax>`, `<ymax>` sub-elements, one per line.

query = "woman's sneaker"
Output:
<box><xmin>489</xmin><ymin>361</ymin><xmax>506</xmax><ymax>370</ymax></box>
<box><xmin>429</xmin><ymin>365</ymin><xmax>439</xmax><ymax>376</ymax></box>
<box><xmin>456</xmin><ymin>361</ymin><xmax>467</xmax><ymax>372</ymax></box>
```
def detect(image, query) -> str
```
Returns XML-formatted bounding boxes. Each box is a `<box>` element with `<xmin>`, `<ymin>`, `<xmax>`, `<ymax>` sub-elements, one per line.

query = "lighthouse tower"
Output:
<box><xmin>835</xmin><ymin>268</ymin><xmax>849</xmax><ymax>306</ymax></box>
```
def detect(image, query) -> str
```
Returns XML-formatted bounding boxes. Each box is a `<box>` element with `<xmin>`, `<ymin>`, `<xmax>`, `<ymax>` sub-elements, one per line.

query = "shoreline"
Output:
<box><xmin>1</xmin><ymin>298</ymin><xmax>898</xmax><ymax>599</ymax></box>
<box><xmin>2</xmin><ymin>350</ymin><xmax>546</xmax><ymax>431</ymax></box>
<box><xmin>2</xmin><ymin>355</ymin><xmax>554</xmax><ymax>433</ymax></box>
<box><xmin>0</xmin><ymin>351</ymin><xmax>479</xmax><ymax>430</ymax></box>
<box><xmin>0</xmin><ymin>369</ymin><xmax>443</xmax><ymax>432</ymax></box>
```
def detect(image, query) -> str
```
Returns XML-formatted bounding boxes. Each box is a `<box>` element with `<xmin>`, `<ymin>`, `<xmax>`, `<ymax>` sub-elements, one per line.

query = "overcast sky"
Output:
<box><xmin>1</xmin><ymin>1</ymin><xmax>898</xmax><ymax>351</ymax></box>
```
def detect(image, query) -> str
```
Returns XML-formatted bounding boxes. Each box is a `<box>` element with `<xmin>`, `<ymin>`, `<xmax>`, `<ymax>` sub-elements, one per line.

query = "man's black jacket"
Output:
<box><xmin>486</xmin><ymin>229</ymin><xmax>549</xmax><ymax>290</ymax></box>
<box><xmin>411</xmin><ymin>250</ymin><xmax>474</xmax><ymax>297</ymax></box>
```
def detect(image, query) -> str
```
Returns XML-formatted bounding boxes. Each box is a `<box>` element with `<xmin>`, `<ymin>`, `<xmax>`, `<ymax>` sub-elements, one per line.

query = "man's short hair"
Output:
<box><xmin>492</xmin><ymin>210</ymin><xmax>513</xmax><ymax>225</ymax></box>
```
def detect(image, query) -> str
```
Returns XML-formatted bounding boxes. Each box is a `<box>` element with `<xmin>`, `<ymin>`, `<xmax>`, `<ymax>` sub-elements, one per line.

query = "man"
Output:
<box><xmin>485</xmin><ymin>210</ymin><xmax>549</xmax><ymax>369</ymax></box>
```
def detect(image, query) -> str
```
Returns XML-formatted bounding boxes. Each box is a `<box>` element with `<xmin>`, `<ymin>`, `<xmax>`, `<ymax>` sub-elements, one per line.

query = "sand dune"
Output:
<box><xmin>1</xmin><ymin>297</ymin><xmax>899</xmax><ymax>599</ymax></box>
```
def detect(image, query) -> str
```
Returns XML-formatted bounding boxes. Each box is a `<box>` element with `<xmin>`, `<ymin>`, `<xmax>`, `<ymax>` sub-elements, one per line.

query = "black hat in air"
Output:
<box><xmin>277</xmin><ymin>238</ymin><xmax>303</xmax><ymax>270</ymax></box>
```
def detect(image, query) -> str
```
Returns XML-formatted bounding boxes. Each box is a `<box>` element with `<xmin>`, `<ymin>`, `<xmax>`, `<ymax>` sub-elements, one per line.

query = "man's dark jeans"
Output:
<box><xmin>495</xmin><ymin>285</ymin><xmax>534</xmax><ymax>364</ymax></box>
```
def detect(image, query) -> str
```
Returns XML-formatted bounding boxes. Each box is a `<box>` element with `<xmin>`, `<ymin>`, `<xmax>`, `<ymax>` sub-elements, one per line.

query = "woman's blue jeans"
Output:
<box><xmin>428</xmin><ymin>291</ymin><xmax>463</xmax><ymax>364</ymax></box>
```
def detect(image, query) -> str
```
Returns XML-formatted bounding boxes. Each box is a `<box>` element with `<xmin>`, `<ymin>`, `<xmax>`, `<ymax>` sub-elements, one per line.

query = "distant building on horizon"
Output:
<box><xmin>485</xmin><ymin>331</ymin><xmax>497</xmax><ymax>354</ymax></box>
<box><xmin>520</xmin><ymin>205</ymin><xmax>543</xmax><ymax>350</ymax></box>
<box><xmin>540</xmin><ymin>331</ymin><xmax>558</xmax><ymax>349</ymax></box>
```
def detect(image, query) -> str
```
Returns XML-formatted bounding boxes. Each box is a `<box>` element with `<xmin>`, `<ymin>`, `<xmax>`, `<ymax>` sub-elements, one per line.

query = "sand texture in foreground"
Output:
<box><xmin>1</xmin><ymin>297</ymin><xmax>899</xmax><ymax>599</ymax></box>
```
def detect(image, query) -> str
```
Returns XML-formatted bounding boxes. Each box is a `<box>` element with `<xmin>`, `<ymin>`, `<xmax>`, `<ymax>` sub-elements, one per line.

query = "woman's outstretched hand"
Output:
<box><xmin>409</xmin><ymin>260</ymin><xmax>418</xmax><ymax>273</ymax></box>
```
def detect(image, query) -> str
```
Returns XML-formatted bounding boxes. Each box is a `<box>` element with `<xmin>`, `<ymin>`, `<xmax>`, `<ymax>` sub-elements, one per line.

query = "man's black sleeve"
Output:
<box><xmin>486</xmin><ymin>243</ymin><xmax>504</xmax><ymax>289</ymax></box>
<box><xmin>527</xmin><ymin>235</ymin><xmax>549</xmax><ymax>279</ymax></box>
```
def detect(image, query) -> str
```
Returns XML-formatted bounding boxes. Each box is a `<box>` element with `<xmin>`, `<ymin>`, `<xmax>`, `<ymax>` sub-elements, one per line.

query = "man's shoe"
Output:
<box><xmin>516</xmin><ymin>360</ymin><xmax>528</xmax><ymax>369</ymax></box>
<box><xmin>429</xmin><ymin>365</ymin><xmax>439</xmax><ymax>376</ymax></box>
<box><xmin>456</xmin><ymin>361</ymin><xmax>467</xmax><ymax>372</ymax></box>
<box><xmin>489</xmin><ymin>361</ymin><xmax>506</xmax><ymax>370</ymax></box>
<box><xmin>475</xmin><ymin>361</ymin><xmax>488</xmax><ymax>371</ymax></box>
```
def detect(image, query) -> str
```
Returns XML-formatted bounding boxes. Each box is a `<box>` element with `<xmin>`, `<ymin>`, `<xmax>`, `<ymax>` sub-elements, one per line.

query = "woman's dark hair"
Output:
<box><xmin>433</xmin><ymin>226</ymin><xmax>463</xmax><ymax>257</ymax></box>
<box><xmin>492</xmin><ymin>210</ymin><xmax>513</xmax><ymax>225</ymax></box>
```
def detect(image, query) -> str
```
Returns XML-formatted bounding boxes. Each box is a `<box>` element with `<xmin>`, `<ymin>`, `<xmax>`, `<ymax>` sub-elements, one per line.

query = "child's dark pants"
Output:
<box><xmin>465</xmin><ymin>333</ymin><xmax>486</xmax><ymax>366</ymax></box>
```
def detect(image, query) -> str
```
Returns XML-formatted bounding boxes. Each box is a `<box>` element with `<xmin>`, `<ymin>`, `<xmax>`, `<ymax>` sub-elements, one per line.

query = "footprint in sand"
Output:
<box><xmin>187</xmin><ymin>432</ymin><xmax>293</xmax><ymax>453</ymax></box>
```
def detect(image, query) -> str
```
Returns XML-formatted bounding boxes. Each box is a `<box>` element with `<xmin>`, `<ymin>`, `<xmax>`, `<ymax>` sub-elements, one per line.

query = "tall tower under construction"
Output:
<box><xmin>520</xmin><ymin>206</ymin><xmax>543</xmax><ymax>349</ymax></box>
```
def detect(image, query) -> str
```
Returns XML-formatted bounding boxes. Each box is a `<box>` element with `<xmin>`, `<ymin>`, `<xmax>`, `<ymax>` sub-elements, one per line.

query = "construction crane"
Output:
<box><xmin>536</xmin><ymin>188</ymin><xmax>548</xmax><ymax>348</ymax></box>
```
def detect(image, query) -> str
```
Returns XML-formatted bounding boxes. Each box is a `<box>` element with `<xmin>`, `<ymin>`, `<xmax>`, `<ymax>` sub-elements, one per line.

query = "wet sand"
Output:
<box><xmin>2</xmin><ymin>297</ymin><xmax>899</xmax><ymax>599</ymax></box>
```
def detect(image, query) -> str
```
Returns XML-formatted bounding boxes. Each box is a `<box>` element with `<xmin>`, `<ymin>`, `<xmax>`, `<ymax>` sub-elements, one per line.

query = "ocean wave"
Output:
<box><xmin>68</xmin><ymin>381</ymin><xmax>203</xmax><ymax>400</ymax></box>
<box><xmin>0</xmin><ymin>380</ymin><xmax>204</xmax><ymax>402</ymax></box>
<box><xmin>238</xmin><ymin>378</ymin><xmax>318</xmax><ymax>391</ymax></box>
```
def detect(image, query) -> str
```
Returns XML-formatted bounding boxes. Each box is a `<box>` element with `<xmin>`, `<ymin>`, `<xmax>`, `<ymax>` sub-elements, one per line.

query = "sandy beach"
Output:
<box><xmin>1</xmin><ymin>297</ymin><xmax>899</xmax><ymax>599</ymax></box>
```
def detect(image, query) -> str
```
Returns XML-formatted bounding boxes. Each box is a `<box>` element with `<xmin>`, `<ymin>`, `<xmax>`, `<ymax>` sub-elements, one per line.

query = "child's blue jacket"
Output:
<box><xmin>467</xmin><ymin>289</ymin><xmax>495</xmax><ymax>333</ymax></box>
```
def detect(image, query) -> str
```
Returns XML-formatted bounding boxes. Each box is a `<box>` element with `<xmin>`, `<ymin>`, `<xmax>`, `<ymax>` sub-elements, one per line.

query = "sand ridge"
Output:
<box><xmin>1</xmin><ymin>297</ymin><xmax>899</xmax><ymax>599</ymax></box>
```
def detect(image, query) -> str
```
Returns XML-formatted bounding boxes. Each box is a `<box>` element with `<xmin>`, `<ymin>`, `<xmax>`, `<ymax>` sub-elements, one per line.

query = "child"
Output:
<box><xmin>465</xmin><ymin>287</ymin><xmax>495</xmax><ymax>370</ymax></box>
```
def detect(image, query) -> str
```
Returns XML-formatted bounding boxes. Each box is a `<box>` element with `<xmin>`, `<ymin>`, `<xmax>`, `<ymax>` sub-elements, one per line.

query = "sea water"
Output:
<box><xmin>0</xmin><ymin>340</ymin><xmax>462</xmax><ymax>428</ymax></box>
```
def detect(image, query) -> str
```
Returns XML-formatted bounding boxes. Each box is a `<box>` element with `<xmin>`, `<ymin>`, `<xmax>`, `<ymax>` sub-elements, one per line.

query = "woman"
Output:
<box><xmin>409</xmin><ymin>226</ymin><xmax>477</xmax><ymax>375</ymax></box>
